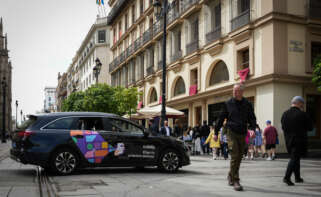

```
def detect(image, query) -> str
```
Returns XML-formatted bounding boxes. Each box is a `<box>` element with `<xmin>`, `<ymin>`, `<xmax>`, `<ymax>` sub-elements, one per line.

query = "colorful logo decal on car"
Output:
<box><xmin>70</xmin><ymin>130</ymin><xmax>125</xmax><ymax>163</ymax></box>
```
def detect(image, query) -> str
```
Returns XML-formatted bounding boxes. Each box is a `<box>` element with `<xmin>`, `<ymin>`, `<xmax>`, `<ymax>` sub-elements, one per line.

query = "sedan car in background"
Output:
<box><xmin>10</xmin><ymin>112</ymin><xmax>190</xmax><ymax>175</ymax></box>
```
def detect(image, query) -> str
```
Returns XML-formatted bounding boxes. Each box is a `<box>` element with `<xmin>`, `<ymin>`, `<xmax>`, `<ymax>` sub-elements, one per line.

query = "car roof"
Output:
<box><xmin>31</xmin><ymin>112</ymin><xmax>119</xmax><ymax>118</ymax></box>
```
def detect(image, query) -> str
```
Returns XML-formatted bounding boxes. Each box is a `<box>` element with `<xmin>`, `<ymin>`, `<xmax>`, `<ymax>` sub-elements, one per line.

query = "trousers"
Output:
<box><xmin>227</xmin><ymin>129</ymin><xmax>246</xmax><ymax>182</ymax></box>
<box><xmin>285</xmin><ymin>147</ymin><xmax>301</xmax><ymax>180</ymax></box>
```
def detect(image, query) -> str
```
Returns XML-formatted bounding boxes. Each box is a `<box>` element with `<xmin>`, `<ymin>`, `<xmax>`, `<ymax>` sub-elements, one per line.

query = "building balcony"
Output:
<box><xmin>167</xmin><ymin>10</ymin><xmax>180</xmax><ymax>25</ymax></box>
<box><xmin>186</xmin><ymin>40</ymin><xmax>199</xmax><ymax>55</ymax></box>
<box><xmin>231</xmin><ymin>10</ymin><xmax>250</xmax><ymax>31</ymax></box>
<box><xmin>147</xmin><ymin>66</ymin><xmax>155</xmax><ymax>76</ymax></box>
<box><xmin>206</xmin><ymin>27</ymin><xmax>221</xmax><ymax>44</ymax></box>
<box><xmin>182</xmin><ymin>0</ymin><xmax>200</xmax><ymax>13</ymax></box>
<box><xmin>134</xmin><ymin>37</ymin><xmax>142</xmax><ymax>51</ymax></box>
<box><xmin>157</xmin><ymin>60</ymin><xmax>163</xmax><ymax>70</ymax></box>
<box><xmin>308</xmin><ymin>0</ymin><xmax>321</xmax><ymax>20</ymax></box>
<box><xmin>171</xmin><ymin>50</ymin><xmax>182</xmax><ymax>63</ymax></box>
<box><xmin>142</xmin><ymin>28</ymin><xmax>153</xmax><ymax>45</ymax></box>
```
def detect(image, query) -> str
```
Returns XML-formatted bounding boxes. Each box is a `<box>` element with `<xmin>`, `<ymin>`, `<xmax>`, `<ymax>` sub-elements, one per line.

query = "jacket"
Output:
<box><xmin>215</xmin><ymin>97</ymin><xmax>257</xmax><ymax>135</ymax></box>
<box><xmin>160</xmin><ymin>126</ymin><xmax>172</xmax><ymax>136</ymax></box>
<box><xmin>281</xmin><ymin>106</ymin><xmax>313</xmax><ymax>155</ymax></box>
<box><xmin>205</xmin><ymin>130</ymin><xmax>221</xmax><ymax>148</ymax></box>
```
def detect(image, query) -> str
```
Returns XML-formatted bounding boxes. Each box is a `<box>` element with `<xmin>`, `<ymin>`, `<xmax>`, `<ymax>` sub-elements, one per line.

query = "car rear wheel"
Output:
<box><xmin>50</xmin><ymin>148</ymin><xmax>78</xmax><ymax>175</ymax></box>
<box><xmin>159</xmin><ymin>149</ymin><xmax>180</xmax><ymax>173</ymax></box>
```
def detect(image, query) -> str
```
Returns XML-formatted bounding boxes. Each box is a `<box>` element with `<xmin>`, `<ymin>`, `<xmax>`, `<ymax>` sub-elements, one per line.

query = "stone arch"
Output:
<box><xmin>171</xmin><ymin>76</ymin><xmax>186</xmax><ymax>98</ymax></box>
<box><xmin>148</xmin><ymin>87</ymin><xmax>158</xmax><ymax>104</ymax></box>
<box><xmin>206</xmin><ymin>60</ymin><xmax>229</xmax><ymax>87</ymax></box>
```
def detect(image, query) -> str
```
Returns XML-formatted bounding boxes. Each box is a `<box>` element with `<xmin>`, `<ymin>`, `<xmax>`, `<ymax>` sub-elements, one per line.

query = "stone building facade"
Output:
<box><xmin>0</xmin><ymin>18</ymin><xmax>12</xmax><ymax>135</ymax></box>
<box><xmin>107</xmin><ymin>0</ymin><xmax>321</xmax><ymax>152</ymax></box>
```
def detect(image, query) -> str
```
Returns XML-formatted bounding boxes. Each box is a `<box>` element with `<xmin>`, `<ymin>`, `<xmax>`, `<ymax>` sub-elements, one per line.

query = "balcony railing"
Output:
<box><xmin>158</xmin><ymin>60</ymin><xmax>163</xmax><ymax>70</ymax></box>
<box><xmin>206</xmin><ymin>27</ymin><xmax>221</xmax><ymax>44</ymax></box>
<box><xmin>309</xmin><ymin>0</ymin><xmax>321</xmax><ymax>20</ymax></box>
<box><xmin>147</xmin><ymin>66</ymin><xmax>155</xmax><ymax>76</ymax></box>
<box><xmin>142</xmin><ymin>28</ymin><xmax>152</xmax><ymax>45</ymax></box>
<box><xmin>109</xmin><ymin>0</ymin><xmax>202</xmax><ymax>73</ymax></box>
<box><xmin>182</xmin><ymin>0</ymin><xmax>199</xmax><ymax>12</ymax></box>
<box><xmin>171</xmin><ymin>50</ymin><xmax>182</xmax><ymax>63</ymax></box>
<box><xmin>186</xmin><ymin>40</ymin><xmax>199</xmax><ymax>55</ymax></box>
<box><xmin>231</xmin><ymin>10</ymin><xmax>250</xmax><ymax>31</ymax></box>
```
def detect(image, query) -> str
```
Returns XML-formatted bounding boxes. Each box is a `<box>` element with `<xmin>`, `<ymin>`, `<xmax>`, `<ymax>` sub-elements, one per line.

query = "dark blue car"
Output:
<box><xmin>10</xmin><ymin>112</ymin><xmax>190</xmax><ymax>175</ymax></box>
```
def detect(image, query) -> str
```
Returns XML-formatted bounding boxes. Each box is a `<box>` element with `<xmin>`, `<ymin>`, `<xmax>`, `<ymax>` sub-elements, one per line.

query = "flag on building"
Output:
<box><xmin>96</xmin><ymin>0</ymin><xmax>104</xmax><ymax>5</ymax></box>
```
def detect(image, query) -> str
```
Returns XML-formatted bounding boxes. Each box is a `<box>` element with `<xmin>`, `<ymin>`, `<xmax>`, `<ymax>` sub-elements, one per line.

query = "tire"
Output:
<box><xmin>158</xmin><ymin>149</ymin><xmax>180</xmax><ymax>173</ymax></box>
<box><xmin>50</xmin><ymin>148</ymin><xmax>78</xmax><ymax>175</ymax></box>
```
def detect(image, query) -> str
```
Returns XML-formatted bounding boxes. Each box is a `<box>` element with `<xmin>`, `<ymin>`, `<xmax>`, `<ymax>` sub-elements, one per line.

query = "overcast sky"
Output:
<box><xmin>0</xmin><ymin>0</ymin><xmax>109</xmax><ymax>119</ymax></box>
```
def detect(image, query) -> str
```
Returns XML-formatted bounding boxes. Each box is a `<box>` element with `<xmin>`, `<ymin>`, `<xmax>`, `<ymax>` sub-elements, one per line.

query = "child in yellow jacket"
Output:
<box><xmin>205</xmin><ymin>125</ymin><xmax>221</xmax><ymax>160</ymax></box>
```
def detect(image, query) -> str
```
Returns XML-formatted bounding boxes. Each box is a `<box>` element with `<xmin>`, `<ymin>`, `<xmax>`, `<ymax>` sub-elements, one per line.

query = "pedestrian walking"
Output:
<box><xmin>220</xmin><ymin>119</ymin><xmax>229</xmax><ymax>160</ymax></box>
<box><xmin>173</xmin><ymin>119</ymin><xmax>182</xmax><ymax>137</ymax></box>
<box><xmin>214</xmin><ymin>83</ymin><xmax>257</xmax><ymax>191</ymax></box>
<box><xmin>263</xmin><ymin>120</ymin><xmax>278</xmax><ymax>161</ymax></box>
<box><xmin>193</xmin><ymin>123</ymin><xmax>203</xmax><ymax>155</ymax></box>
<box><xmin>253</xmin><ymin>124</ymin><xmax>263</xmax><ymax>158</ymax></box>
<box><xmin>204</xmin><ymin>125</ymin><xmax>221</xmax><ymax>160</ymax></box>
<box><xmin>201</xmin><ymin>120</ymin><xmax>211</xmax><ymax>154</ymax></box>
<box><xmin>246</xmin><ymin>130</ymin><xmax>255</xmax><ymax>160</ymax></box>
<box><xmin>281</xmin><ymin>96</ymin><xmax>313</xmax><ymax>186</ymax></box>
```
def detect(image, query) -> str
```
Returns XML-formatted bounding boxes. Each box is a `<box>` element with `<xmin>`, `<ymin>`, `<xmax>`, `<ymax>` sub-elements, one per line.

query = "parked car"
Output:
<box><xmin>10</xmin><ymin>112</ymin><xmax>190</xmax><ymax>175</ymax></box>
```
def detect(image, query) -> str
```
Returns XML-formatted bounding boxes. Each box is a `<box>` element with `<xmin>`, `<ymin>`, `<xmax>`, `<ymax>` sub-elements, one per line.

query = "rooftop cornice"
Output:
<box><xmin>107</xmin><ymin>0</ymin><xmax>132</xmax><ymax>25</ymax></box>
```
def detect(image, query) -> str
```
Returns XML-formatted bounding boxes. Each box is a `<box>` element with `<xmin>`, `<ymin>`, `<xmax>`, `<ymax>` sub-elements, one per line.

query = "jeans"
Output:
<box><xmin>285</xmin><ymin>147</ymin><xmax>301</xmax><ymax>180</ymax></box>
<box><xmin>221</xmin><ymin>142</ymin><xmax>228</xmax><ymax>159</ymax></box>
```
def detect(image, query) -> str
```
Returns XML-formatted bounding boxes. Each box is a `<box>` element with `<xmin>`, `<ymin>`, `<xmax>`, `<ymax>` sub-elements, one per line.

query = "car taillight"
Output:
<box><xmin>18</xmin><ymin>131</ymin><xmax>34</xmax><ymax>138</ymax></box>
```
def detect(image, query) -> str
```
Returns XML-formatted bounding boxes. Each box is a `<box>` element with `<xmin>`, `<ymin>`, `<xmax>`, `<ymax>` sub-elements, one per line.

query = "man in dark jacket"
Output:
<box><xmin>201</xmin><ymin>120</ymin><xmax>211</xmax><ymax>154</ymax></box>
<box><xmin>214</xmin><ymin>83</ymin><xmax>257</xmax><ymax>191</ymax></box>
<box><xmin>160</xmin><ymin>120</ymin><xmax>172</xmax><ymax>136</ymax></box>
<box><xmin>281</xmin><ymin>96</ymin><xmax>313</xmax><ymax>186</ymax></box>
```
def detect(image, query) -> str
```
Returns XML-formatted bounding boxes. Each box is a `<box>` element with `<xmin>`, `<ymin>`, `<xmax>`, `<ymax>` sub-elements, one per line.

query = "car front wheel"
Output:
<box><xmin>159</xmin><ymin>149</ymin><xmax>180</xmax><ymax>173</ymax></box>
<box><xmin>50</xmin><ymin>148</ymin><xmax>78</xmax><ymax>175</ymax></box>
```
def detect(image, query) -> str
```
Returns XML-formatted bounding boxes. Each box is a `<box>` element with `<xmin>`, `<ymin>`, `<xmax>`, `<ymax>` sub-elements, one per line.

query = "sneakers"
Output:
<box><xmin>266</xmin><ymin>157</ymin><xmax>272</xmax><ymax>161</ymax></box>
<box><xmin>283</xmin><ymin>178</ymin><xmax>295</xmax><ymax>186</ymax></box>
<box><xmin>233</xmin><ymin>181</ymin><xmax>243</xmax><ymax>191</ymax></box>
<box><xmin>295</xmin><ymin>178</ymin><xmax>304</xmax><ymax>183</ymax></box>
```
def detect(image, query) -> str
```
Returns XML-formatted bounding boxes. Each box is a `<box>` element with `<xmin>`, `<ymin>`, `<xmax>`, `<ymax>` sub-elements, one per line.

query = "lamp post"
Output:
<box><xmin>93</xmin><ymin>58</ymin><xmax>102</xmax><ymax>84</ymax></box>
<box><xmin>1</xmin><ymin>77</ymin><xmax>7</xmax><ymax>143</ymax></box>
<box><xmin>154</xmin><ymin>0</ymin><xmax>168</xmax><ymax>129</ymax></box>
<box><xmin>15</xmin><ymin>100</ymin><xmax>18</xmax><ymax>129</ymax></box>
<box><xmin>20</xmin><ymin>110</ymin><xmax>23</xmax><ymax>124</ymax></box>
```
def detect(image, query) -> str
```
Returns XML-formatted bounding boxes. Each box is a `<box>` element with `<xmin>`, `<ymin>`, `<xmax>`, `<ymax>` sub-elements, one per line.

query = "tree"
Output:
<box><xmin>61</xmin><ymin>91</ymin><xmax>85</xmax><ymax>112</ymax></box>
<box><xmin>61</xmin><ymin>84</ymin><xmax>141</xmax><ymax>116</ymax></box>
<box><xmin>312</xmin><ymin>56</ymin><xmax>321</xmax><ymax>91</ymax></box>
<box><xmin>82</xmin><ymin>84</ymin><xmax>118</xmax><ymax>114</ymax></box>
<box><xmin>114</xmin><ymin>86</ymin><xmax>141</xmax><ymax>116</ymax></box>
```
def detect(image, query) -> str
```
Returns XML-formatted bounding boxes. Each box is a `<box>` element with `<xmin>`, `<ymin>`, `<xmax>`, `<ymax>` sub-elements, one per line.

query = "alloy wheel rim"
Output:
<box><xmin>162</xmin><ymin>152</ymin><xmax>179</xmax><ymax>171</ymax></box>
<box><xmin>55</xmin><ymin>152</ymin><xmax>76</xmax><ymax>174</ymax></box>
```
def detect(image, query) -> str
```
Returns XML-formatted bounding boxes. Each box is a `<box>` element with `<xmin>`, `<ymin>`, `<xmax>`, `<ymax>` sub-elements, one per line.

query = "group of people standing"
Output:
<box><xmin>147</xmin><ymin>83</ymin><xmax>313</xmax><ymax>192</ymax></box>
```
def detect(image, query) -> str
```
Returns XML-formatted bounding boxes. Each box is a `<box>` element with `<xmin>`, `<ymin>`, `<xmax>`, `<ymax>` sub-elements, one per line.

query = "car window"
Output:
<box><xmin>75</xmin><ymin>117</ymin><xmax>104</xmax><ymax>131</ymax></box>
<box><xmin>108</xmin><ymin>118</ymin><xmax>143</xmax><ymax>135</ymax></box>
<box><xmin>43</xmin><ymin>117</ymin><xmax>75</xmax><ymax>130</ymax></box>
<box><xmin>17</xmin><ymin>116</ymin><xmax>37</xmax><ymax>130</ymax></box>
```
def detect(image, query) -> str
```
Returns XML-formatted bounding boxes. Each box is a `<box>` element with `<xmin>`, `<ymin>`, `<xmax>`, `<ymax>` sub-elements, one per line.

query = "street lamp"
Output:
<box><xmin>20</xmin><ymin>110</ymin><xmax>23</xmax><ymax>124</ymax></box>
<box><xmin>153</xmin><ymin>0</ymin><xmax>168</xmax><ymax>129</ymax></box>
<box><xmin>1</xmin><ymin>77</ymin><xmax>7</xmax><ymax>143</ymax></box>
<box><xmin>15</xmin><ymin>100</ymin><xmax>18</xmax><ymax>129</ymax></box>
<box><xmin>93</xmin><ymin>58</ymin><xmax>102</xmax><ymax>84</ymax></box>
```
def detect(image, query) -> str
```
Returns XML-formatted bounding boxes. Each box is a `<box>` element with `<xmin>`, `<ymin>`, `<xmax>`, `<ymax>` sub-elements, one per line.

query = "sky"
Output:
<box><xmin>0</xmin><ymin>0</ymin><xmax>109</xmax><ymax>119</ymax></box>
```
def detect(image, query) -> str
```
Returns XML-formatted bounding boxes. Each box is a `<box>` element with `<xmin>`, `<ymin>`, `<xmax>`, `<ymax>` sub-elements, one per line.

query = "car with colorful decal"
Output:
<box><xmin>10</xmin><ymin>112</ymin><xmax>190</xmax><ymax>175</ymax></box>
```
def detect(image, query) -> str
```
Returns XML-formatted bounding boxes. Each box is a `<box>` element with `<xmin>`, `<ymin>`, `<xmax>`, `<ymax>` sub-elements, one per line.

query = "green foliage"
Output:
<box><xmin>61</xmin><ymin>84</ymin><xmax>140</xmax><ymax>116</ymax></box>
<box><xmin>312</xmin><ymin>56</ymin><xmax>321</xmax><ymax>91</ymax></box>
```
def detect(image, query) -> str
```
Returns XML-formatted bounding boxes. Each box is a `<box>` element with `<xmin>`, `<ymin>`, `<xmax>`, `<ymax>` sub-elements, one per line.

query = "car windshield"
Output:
<box><xmin>17</xmin><ymin>116</ymin><xmax>37</xmax><ymax>130</ymax></box>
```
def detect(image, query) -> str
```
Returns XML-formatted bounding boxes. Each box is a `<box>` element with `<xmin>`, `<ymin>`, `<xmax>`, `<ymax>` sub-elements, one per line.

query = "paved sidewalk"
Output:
<box><xmin>0</xmin><ymin>141</ymin><xmax>40</xmax><ymax>197</ymax></box>
<box><xmin>0</xmin><ymin>141</ymin><xmax>11</xmax><ymax>161</ymax></box>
